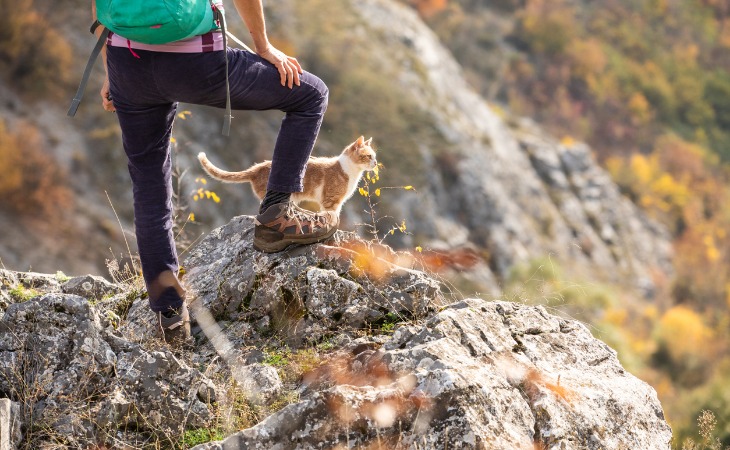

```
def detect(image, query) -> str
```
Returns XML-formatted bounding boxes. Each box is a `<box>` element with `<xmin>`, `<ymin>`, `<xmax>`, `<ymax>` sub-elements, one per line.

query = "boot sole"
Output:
<box><xmin>253</xmin><ymin>226</ymin><xmax>338</xmax><ymax>253</ymax></box>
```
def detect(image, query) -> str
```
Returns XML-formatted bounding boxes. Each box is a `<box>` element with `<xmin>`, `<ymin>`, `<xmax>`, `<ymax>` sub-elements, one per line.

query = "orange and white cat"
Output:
<box><xmin>198</xmin><ymin>136</ymin><xmax>377</xmax><ymax>215</ymax></box>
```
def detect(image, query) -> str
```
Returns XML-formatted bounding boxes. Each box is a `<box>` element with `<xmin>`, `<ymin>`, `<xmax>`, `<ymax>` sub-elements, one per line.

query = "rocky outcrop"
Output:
<box><xmin>184</xmin><ymin>217</ymin><xmax>671</xmax><ymax>448</ymax></box>
<box><xmin>0</xmin><ymin>218</ymin><xmax>672</xmax><ymax>449</ymax></box>
<box><xmin>0</xmin><ymin>280</ymin><xmax>216</xmax><ymax>448</ymax></box>
<box><xmin>193</xmin><ymin>299</ymin><xmax>672</xmax><ymax>450</ymax></box>
<box><xmin>182</xmin><ymin>216</ymin><xmax>442</xmax><ymax>347</ymax></box>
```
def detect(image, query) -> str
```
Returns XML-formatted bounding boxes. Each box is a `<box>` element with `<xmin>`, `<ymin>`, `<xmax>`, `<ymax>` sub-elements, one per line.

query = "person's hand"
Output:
<box><xmin>257</xmin><ymin>44</ymin><xmax>303</xmax><ymax>89</ymax></box>
<box><xmin>101</xmin><ymin>76</ymin><xmax>115</xmax><ymax>112</ymax></box>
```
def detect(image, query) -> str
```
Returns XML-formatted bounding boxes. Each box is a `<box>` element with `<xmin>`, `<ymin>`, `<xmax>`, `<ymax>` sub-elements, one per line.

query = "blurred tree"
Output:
<box><xmin>0</xmin><ymin>0</ymin><xmax>72</xmax><ymax>99</ymax></box>
<box><xmin>653</xmin><ymin>305</ymin><xmax>716</xmax><ymax>387</ymax></box>
<box><xmin>0</xmin><ymin>120</ymin><xmax>72</xmax><ymax>217</ymax></box>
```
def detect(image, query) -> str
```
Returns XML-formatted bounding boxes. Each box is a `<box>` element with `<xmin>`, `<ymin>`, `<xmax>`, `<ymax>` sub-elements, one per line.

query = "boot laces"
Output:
<box><xmin>286</xmin><ymin>204</ymin><xmax>325</xmax><ymax>231</ymax></box>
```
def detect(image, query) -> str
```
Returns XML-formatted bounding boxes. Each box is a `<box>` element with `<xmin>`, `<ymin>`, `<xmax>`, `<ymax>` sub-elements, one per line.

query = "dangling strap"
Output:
<box><xmin>214</xmin><ymin>5</ymin><xmax>232</xmax><ymax>136</ymax></box>
<box><xmin>67</xmin><ymin>27</ymin><xmax>111</xmax><ymax>117</ymax></box>
<box><xmin>225</xmin><ymin>30</ymin><xmax>254</xmax><ymax>53</ymax></box>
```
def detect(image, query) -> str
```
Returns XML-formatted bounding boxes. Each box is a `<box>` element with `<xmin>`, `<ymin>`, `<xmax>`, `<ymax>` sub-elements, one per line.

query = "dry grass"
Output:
<box><xmin>682</xmin><ymin>410</ymin><xmax>730</xmax><ymax>450</ymax></box>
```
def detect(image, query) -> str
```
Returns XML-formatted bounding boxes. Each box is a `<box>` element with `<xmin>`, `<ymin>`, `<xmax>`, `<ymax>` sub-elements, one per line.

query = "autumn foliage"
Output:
<box><xmin>0</xmin><ymin>120</ymin><xmax>72</xmax><ymax>217</ymax></box>
<box><xmin>0</xmin><ymin>0</ymin><xmax>72</xmax><ymax>98</ymax></box>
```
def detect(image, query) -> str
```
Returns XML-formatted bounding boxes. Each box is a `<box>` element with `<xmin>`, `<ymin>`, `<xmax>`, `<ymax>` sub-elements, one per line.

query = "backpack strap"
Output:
<box><xmin>225</xmin><ymin>30</ymin><xmax>253</xmax><ymax>53</ymax></box>
<box><xmin>67</xmin><ymin>27</ymin><xmax>110</xmax><ymax>117</ymax></box>
<box><xmin>214</xmin><ymin>5</ymin><xmax>232</xmax><ymax>136</ymax></box>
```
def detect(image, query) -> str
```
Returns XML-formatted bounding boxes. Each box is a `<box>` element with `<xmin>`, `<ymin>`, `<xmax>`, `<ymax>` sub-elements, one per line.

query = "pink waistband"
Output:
<box><xmin>107</xmin><ymin>31</ymin><xmax>225</xmax><ymax>53</ymax></box>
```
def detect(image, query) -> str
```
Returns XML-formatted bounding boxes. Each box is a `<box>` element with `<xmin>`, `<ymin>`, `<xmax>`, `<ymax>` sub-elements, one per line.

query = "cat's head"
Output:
<box><xmin>344</xmin><ymin>136</ymin><xmax>377</xmax><ymax>171</ymax></box>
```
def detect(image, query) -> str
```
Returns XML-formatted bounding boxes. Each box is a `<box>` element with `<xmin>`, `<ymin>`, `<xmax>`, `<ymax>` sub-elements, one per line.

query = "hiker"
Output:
<box><xmin>90</xmin><ymin>0</ymin><xmax>338</xmax><ymax>345</ymax></box>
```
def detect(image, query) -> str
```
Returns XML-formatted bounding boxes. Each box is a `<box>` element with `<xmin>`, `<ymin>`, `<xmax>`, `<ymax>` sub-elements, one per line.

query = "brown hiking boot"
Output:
<box><xmin>157</xmin><ymin>303</ymin><xmax>192</xmax><ymax>348</ymax></box>
<box><xmin>254</xmin><ymin>202</ymin><xmax>338</xmax><ymax>253</ymax></box>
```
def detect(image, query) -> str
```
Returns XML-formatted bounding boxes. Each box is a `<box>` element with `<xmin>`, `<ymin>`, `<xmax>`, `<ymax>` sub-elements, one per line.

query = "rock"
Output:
<box><xmin>518</xmin><ymin>128</ymin><xmax>674</xmax><ymax>289</ymax></box>
<box><xmin>0</xmin><ymin>269</ymin><xmax>63</xmax><ymax>319</ymax></box>
<box><xmin>105</xmin><ymin>347</ymin><xmax>213</xmax><ymax>430</ymax></box>
<box><xmin>0</xmin><ymin>270</ymin><xmax>110</xmax><ymax>321</ymax></box>
<box><xmin>61</xmin><ymin>274</ymin><xmax>122</xmax><ymax>301</ymax></box>
<box><xmin>231</xmin><ymin>363</ymin><xmax>282</xmax><ymax>405</ymax></box>
<box><xmin>0</xmin><ymin>293</ymin><xmax>215</xmax><ymax>448</ymax></box>
<box><xmin>183</xmin><ymin>216</ymin><xmax>443</xmax><ymax>347</ymax></box>
<box><xmin>192</xmin><ymin>298</ymin><xmax>671</xmax><ymax>450</ymax></box>
<box><xmin>15</xmin><ymin>271</ymin><xmax>63</xmax><ymax>292</ymax></box>
<box><xmin>116</xmin><ymin>294</ymin><xmax>158</xmax><ymax>343</ymax></box>
<box><xmin>0</xmin><ymin>398</ymin><xmax>21</xmax><ymax>450</ymax></box>
<box><xmin>0</xmin><ymin>223</ymin><xmax>673</xmax><ymax>449</ymax></box>
<box><xmin>0</xmin><ymin>271</ymin><xmax>18</xmax><ymax>317</ymax></box>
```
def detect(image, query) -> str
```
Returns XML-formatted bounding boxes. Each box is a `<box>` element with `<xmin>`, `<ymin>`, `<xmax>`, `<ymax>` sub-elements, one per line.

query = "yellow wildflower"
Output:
<box><xmin>560</xmin><ymin>135</ymin><xmax>575</xmax><ymax>147</ymax></box>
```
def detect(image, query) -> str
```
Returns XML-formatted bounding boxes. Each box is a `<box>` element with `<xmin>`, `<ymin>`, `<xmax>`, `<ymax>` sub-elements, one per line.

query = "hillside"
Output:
<box><xmin>0</xmin><ymin>0</ymin><xmax>725</xmax><ymax>444</ymax></box>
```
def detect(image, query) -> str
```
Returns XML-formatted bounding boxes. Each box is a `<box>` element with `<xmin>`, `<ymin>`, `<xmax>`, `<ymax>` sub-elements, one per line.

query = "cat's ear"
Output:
<box><xmin>365</xmin><ymin>137</ymin><xmax>373</xmax><ymax>147</ymax></box>
<box><xmin>356</xmin><ymin>135</ymin><xmax>365</xmax><ymax>147</ymax></box>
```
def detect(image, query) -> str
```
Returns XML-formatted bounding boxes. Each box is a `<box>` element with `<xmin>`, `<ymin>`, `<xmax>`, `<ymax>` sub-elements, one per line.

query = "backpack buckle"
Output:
<box><xmin>89</xmin><ymin>19</ymin><xmax>102</xmax><ymax>35</ymax></box>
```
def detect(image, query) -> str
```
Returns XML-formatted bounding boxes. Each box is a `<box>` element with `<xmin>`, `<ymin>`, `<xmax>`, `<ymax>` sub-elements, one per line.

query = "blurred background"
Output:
<box><xmin>1</xmin><ymin>0</ymin><xmax>729</xmax><ymax>444</ymax></box>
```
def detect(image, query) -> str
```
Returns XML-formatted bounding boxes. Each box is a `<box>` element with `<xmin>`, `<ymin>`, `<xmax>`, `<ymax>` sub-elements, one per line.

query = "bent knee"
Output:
<box><xmin>302</xmin><ymin>72</ymin><xmax>329</xmax><ymax>111</ymax></box>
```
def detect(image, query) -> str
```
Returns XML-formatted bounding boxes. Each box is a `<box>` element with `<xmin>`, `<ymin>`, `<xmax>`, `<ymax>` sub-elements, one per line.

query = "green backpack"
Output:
<box><xmin>96</xmin><ymin>0</ymin><xmax>218</xmax><ymax>45</ymax></box>
<box><xmin>69</xmin><ymin>0</ymin><xmax>238</xmax><ymax>136</ymax></box>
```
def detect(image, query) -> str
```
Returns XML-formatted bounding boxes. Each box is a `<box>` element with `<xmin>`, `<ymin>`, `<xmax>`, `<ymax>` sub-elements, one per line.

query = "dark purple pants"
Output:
<box><xmin>106</xmin><ymin>46</ymin><xmax>329</xmax><ymax>312</ymax></box>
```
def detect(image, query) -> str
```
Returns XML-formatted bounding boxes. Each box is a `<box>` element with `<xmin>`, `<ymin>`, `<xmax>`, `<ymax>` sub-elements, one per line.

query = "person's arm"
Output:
<box><xmin>92</xmin><ymin>1</ymin><xmax>115</xmax><ymax>112</ymax></box>
<box><xmin>232</xmin><ymin>0</ymin><xmax>302</xmax><ymax>89</ymax></box>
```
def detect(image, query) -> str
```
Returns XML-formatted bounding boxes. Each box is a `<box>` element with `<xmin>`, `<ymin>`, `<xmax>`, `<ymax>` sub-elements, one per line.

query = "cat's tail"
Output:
<box><xmin>198</xmin><ymin>152</ymin><xmax>255</xmax><ymax>183</ymax></box>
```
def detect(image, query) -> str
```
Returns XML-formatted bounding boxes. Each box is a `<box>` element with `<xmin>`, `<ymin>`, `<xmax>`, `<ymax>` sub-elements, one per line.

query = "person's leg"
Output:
<box><xmin>158</xmin><ymin>48</ymin><xmax>329</xmax><ymax>195</ymax></box>
<box><xmin>155</xmin><ymin>49</ymin><xmax>336</xmax><ymax>252</ymax></box>
<box><xmin>107</xmin><ymin>47</ymin><xmax>186</xmax><ymax>315</ymax></box>
<box><xmin>119</xmin><ymin>102</ymin><xmax>184</xmax><ymax>312</ymax></box>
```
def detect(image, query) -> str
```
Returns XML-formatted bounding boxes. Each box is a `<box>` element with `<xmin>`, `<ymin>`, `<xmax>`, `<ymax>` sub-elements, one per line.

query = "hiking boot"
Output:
<box><xmin>157</xmin><ymin>303</ymin><xmax>192</xmax><ymax>348</ymax></box>
<box><xmin>254</xmin><ymin>202</ymin><xmax>338</xmax><ymax>253</ymax></box>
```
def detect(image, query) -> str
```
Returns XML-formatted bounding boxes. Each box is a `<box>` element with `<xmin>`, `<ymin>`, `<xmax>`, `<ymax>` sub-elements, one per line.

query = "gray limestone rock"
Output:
<box><xmin>0</xmin><ymin>398</ymin><xmax>21</xmax><ymax>450</ymax></box>
<box><xmin>0</xmin><ymin>293</ymin><xmax>214</xmax><ymax>448</ymax></box>
<box><xmin>183</xmin><ymin>216</ymin><xmax>443</xmax><ymax>347</ymax></box>
<box><xmin>61</xmin><ymin>274</ymin><xmax>122</xmax><ymax>301</ymax></box>
<box><xmin>192</xmin><ymin>299</ymin><xmax>672</xmax><ymax>450</ymax></box>
<box><xmin>0</xmin><ymin>271</ymin><xmax>123</xmax><ymax>323</ymax></box>
<box><xmin>230</xmin><ymin>363</ymin><xmax>282</xmax><ymax>405</ymax></box>
<box><xmin>0</xmin><ymin>269</ymin><xmax>62</xmax><ymax>319</ymax></box>
<box><xmin>0</xmin><ymin>223</ymin><xmax>673</xmax><ymax>449</ymax></box>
